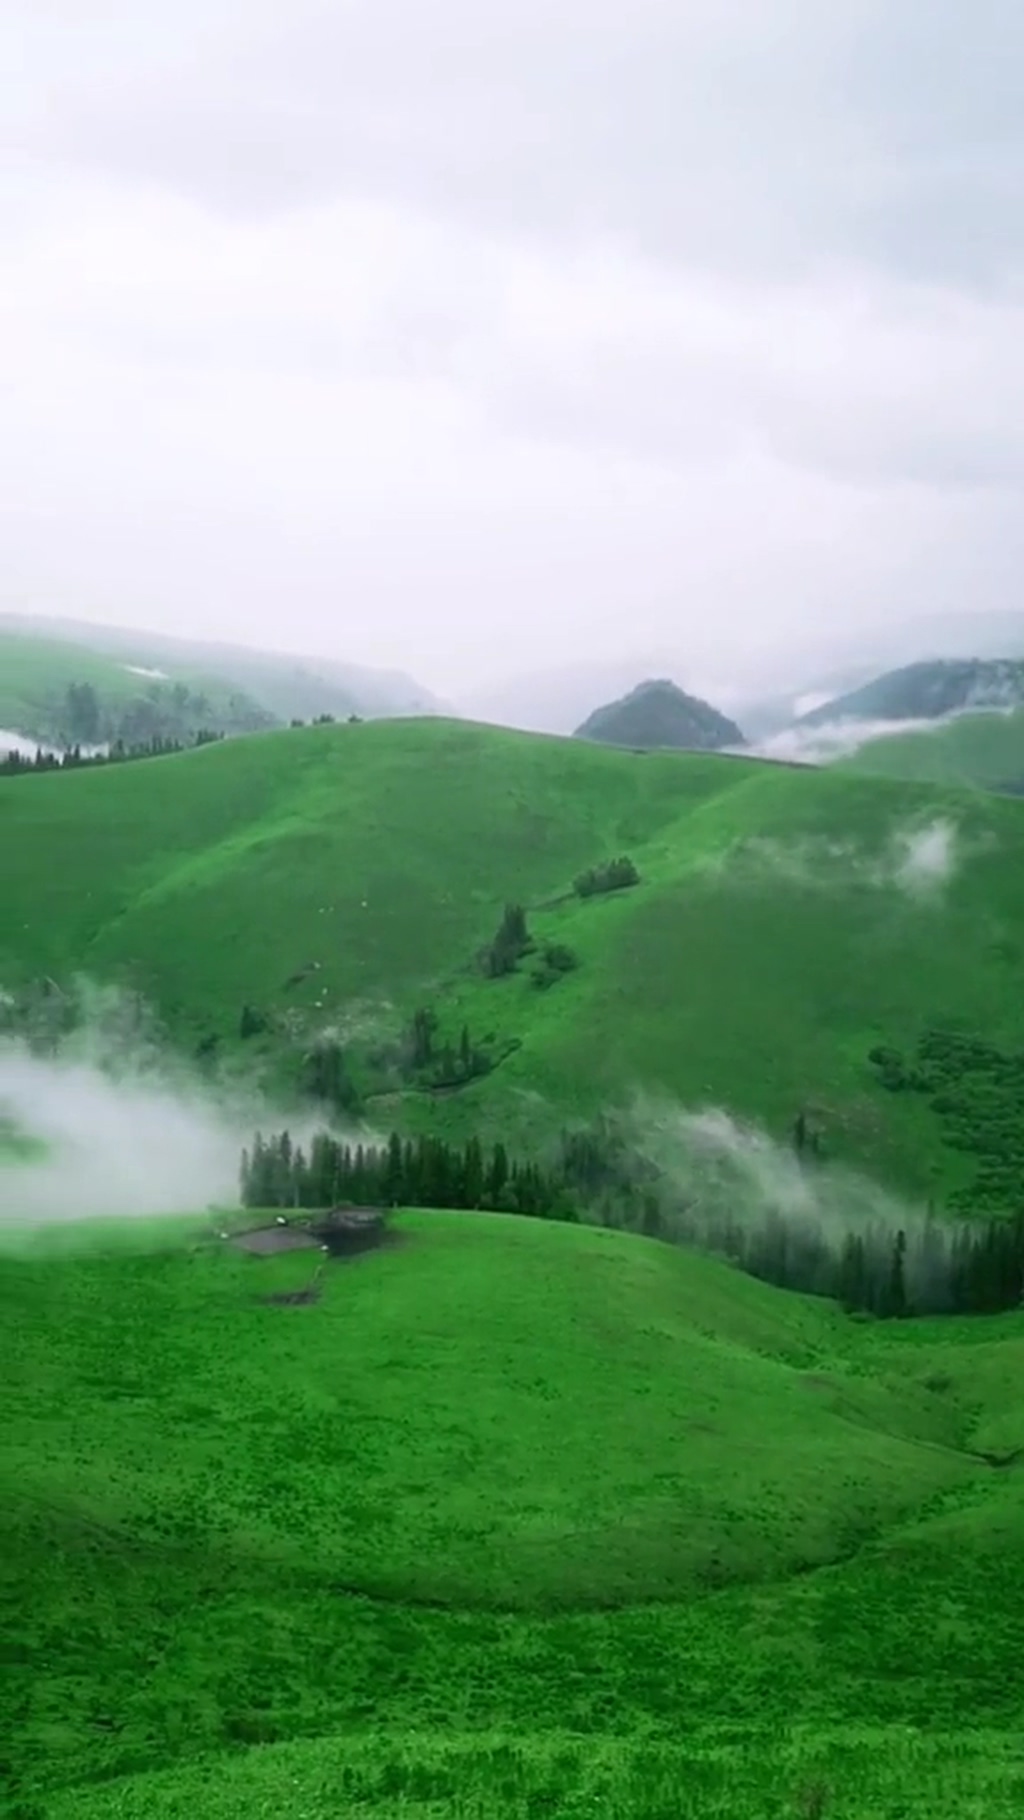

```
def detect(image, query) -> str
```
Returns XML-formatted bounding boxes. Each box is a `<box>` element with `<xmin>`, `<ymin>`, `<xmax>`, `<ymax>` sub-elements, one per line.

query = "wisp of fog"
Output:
<box><xmin>722</xmin><ymin>815</ymin><xmax>961</xmax><ymax>900</ymax></box>
<box><xmin>0</xmin><ymin>982</ymin><xmax>345</xmax><ymax>1230</ymax></box>
<box><xmin>0</xmin><ymin>1041</ymin><xmax>265</xmax><ymax>1227</ymax></box>
<box><xmin>632</xmin><ymin>1100</ymin><xmax>913</xmax><ymax>1244</ymax></box>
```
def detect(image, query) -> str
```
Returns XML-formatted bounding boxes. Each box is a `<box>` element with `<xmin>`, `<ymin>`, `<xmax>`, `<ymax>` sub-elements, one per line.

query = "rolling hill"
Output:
<box><xmin>0</xmin><ymin>617</ymin><xmax>439</xmax><ymax>748</ymax></box>
<box><xmin>840</xmin><ymin>707</ymin><xmax>1024</xmax><ymax>795</ymax></box>
<box><xmin>7</xmin><ymin>712</ymin><xmax>1024</xmax><ymax>1818</ymax></box>
<box><xmin>5</xmin><ymin>1206</ymin><xmax>1024</xmax><ymax>1815</ymax></box>
<box><xmin>4</xmin><ymin>716</ymin><xmax>1024</xmax><ymax>1203</ymax></box>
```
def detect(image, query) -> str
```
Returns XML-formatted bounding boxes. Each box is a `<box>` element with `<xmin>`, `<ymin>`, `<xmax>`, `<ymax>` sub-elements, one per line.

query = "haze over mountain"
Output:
<box><xmin>0</xmin><ymin>614</ymin><xmax>442</xmax><ymax>753</ymax></box>
<box><xmin>460</xmin><ymin>612</ymin><xmax>1024</xmax><ymax>739</ymax></box>
<box><xmin>799</xmin><ymin>658</ymin><xmax>1024</xmax><ymax>729</ymax></box>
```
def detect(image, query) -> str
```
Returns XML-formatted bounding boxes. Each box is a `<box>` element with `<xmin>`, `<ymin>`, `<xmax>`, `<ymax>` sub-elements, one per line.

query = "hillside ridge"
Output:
<box><xmin>5</xmin><ymin>715</ymin><xmax>1024</xmax><ymax>1206</ymax></box>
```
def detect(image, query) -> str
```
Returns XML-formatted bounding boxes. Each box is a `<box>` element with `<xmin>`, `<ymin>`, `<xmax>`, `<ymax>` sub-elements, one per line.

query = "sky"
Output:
<box><xmin>2</xmin><ymin>1</ymin><xmax>1024</xmax><ymax>703</ymax></box>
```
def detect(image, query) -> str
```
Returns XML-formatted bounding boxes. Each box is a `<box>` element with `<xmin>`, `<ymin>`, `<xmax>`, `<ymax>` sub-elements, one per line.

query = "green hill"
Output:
<box><xmin>575</xmin><ymin>678</ymin><xmax>745</xmax><ymax>751</ymax></box>
<box><xmin>6</xmin><ymin>1208</ymin><xmax>1024</xmax><ymax>1815</ymax></box>
<box><xmin>0</xmin><ymin>629</ymin><xmax>277</xmax><ymax>748</ymax></box>
<box><xmin>800</xmin><ymin>658</ymin><xmax>1024</xmax><ymax>728</ymax></box>
<box><xmin>840</xmin><ymin>707</ymin><xmax>1024</xmax><ymax>795</ymax></box>
<box><xmin>4</xmin><ymin>717</ymin><xmax>1024</xmax><ymax>1202</ymax></box>
<box><xmin>0</xmin><ymin>619</ymin><xmax>438</xmax><ymax>749</ymax></box>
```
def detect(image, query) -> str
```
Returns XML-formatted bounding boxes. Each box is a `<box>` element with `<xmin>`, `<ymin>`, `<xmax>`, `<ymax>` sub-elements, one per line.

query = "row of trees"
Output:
<box><xmin>0</xmin><ymin>729</ymin><xmax>224</xmax><ymax>777</ymax></box>
<box><xmin>239</xmin><ymin>1120</ymin><xmax>1024</xmax><ymax>1321</ymax></box>
<box><xmin>573</xmin><ymin>856</ymin><xmax>641</xmax><ymax>898</ymax></box>
<box><xmin>57</xmin><ymin>677</ymin><xmax>271</xmax><ymax>748</ymax></box>
<box><xmin>241</xmin><ymin>1130</ymin><xmax>575</xmax><ymax>1219</ymax></box>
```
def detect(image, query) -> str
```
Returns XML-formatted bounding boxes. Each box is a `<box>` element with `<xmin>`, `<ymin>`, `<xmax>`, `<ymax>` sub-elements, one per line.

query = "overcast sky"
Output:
<box><xmin>3</xmin><ymin>1</ymin><xmax>1023</xmax><ymax>700</ymax></box>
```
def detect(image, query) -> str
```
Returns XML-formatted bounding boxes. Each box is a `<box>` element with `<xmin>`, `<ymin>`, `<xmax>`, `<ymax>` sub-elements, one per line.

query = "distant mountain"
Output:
<box><xmin>460</xmin><ymin>656</ymin><xmax>683</xmax><ymax>736</ymax></box>
<box><xmin>798</xmin><ymin>659</ymin><xmax>1024</xmax><ymax>728</ymax></box>
<box><xmin>574</xmin><ymin>679</ymin><xmax>745</xmax><ymax>752</ymax></box>
<box><xmin>0</xmin><ymin>614</ymin><xmax>440</xmax><ymax>747</ymax></box>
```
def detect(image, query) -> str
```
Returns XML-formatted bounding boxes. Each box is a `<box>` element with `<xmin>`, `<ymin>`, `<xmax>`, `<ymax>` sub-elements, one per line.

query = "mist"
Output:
<box><xmin>753</xmin><ymin>713</ymin><xmax>948</xmax><ymax>766</ymax></box>
<box><xmin>0</xmin><ymin>1042</ymin><xmax>247</xmax><ymax>1225</ymax></box>
<box><xmin>721</xmin><ymin>815</ymin><xmax>961</xmax><ymax>901</ymax></box>
<box><xmin>617</xmin><ymin>1098</ymin><xmax>966</xmax><ymax>1313</ymax></box>
<box><xmin>632</xmin><ymin>1101</ymin><xmax>915</xmax><ymax>1247</ymax></box>
<box><xmin>0</xmin><ymin>982</ymin><xmax>349</xmax><ymax>1233</ymax></box>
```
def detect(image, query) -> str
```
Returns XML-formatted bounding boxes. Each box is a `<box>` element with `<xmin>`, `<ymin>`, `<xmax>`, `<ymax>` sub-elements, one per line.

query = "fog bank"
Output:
<box><xmin>0</xmin><ymin>983</ymin><xmax>345</xmax><ymax>1230</ymax></box>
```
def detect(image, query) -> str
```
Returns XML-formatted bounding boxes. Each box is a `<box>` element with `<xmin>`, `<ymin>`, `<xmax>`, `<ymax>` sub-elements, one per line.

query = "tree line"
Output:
<box><xmin>239</xmin><ymin>1121</ymin><xmax>1024</xmax><ymax>1321</ymax></box>
<box><xmin>241</xmin><ymin>1129</ymin><xmax>575</xmax><ymax>1220</ymax></box>
<box><xmin>573</xmin><ymin>856</ymin><xmax>640</xmax><ymax>898</ymax></box>
<box><xmin>0</xmin><ymin>728</ymin><xmax>224</xmax><ymax>777</ymax></box>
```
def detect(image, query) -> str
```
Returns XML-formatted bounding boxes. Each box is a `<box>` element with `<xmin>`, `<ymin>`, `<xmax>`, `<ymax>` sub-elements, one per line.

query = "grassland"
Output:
<box><xmin>4</xmin><ymin>1210</ymin><xmax>1024</xmax><ymax>1816</ymax></box>
<box><xmin>4</xmin><ymin>717</ymin><xmax>1024</xmax><ymax>1199</ymax></box>
<box><xmin>841</xmin><ymin>707</ymin><xmax>1024</xmax><ymax>793</ymax></box>
<box><xmin>0</xmin><ymin>620</ymin><xmax>437</xmax><ymax>744</ymax></box>
<box><xmin>6</xmin><ymin>712</ymin><xmax>1024</xmax><ymax>1815</ymax></box>
<box><xmin>0</xmin><ymin>630</ymin><xmax>270</xmax><ymax>747</ymax></box>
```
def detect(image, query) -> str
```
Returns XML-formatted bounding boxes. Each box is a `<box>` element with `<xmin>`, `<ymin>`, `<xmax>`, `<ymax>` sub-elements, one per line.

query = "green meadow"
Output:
<box><xmin>4</xmin><ymin>718</ymin><xmax>1024</xmax><ymax>1194</ymax></box>
<box><xmin>4</xmin><ymin>716</ymin><xmax>1024</xmax><ymax>1815</ymax></box>
<box><xmin>842</xmin><ymin>707</ymin><xmax>1024</xmax><ymax>793</ymax></box>
<box><xmin>4</xmin><ymin>1211</ymin><xmax>1024</xmax><ymax>1817</ymax></box>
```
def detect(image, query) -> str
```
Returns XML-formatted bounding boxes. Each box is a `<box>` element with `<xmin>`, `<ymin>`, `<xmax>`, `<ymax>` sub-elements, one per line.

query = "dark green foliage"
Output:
<box><xmin>241</xmin><ymin>1128</ymin><xmax>573</xmax><ymax>1219</ymax></box>
<box><xmin>0</xmin><ymin>727</ymin><xmax>224</xmax><ymax>777</ymax></box>
<box><xmin>410</xmin><ymin>1007</ymin><xmax>438</xmax><ymax>1070</ymax></box>
<box><xmin>886</xmin><ymin>1230</ymin><xmax>908</xmax><ymax>1319</ymax></box>
<box><xmin>396</xmin><ymin>1008</ymin><xmax>496</xmax><ymax>1087</ymax></box>
<box><xmin>63</xmin><ymin>680</ymin><xmax>101</xmax><ymax>745</ymax></box>
<box><xmin>869</xmin><ymin>1029</ymin><xmax>1024</xmax><ymax>1211</ymax></box>
<box><xmin>482</xmin><ymin>903</ymin><xmax>532</xmax><ymax>977</ymax></box>
<box><xmin>573</xmin><ymin>855</ymin><xmax>641</xmax><ymax>898</ymax></box>
<box><xmin>301</xmin><ymin>1041</ymin><xmax>362</xmax><ymax>1114</ymax></box>
<box><xmin>531</xmin><ymin>942</ymin><xmax>579</xmax><ymax>990</ymax></box>
<box><xmin>239</xmin><ymin>1118</ymin><xmax>1024</xmax><ymax>1320</ymax></box>
<box><xmin>238</xmin><ymin>1004</ymin><xmax>268</xmax><ymax>1040</ymax></box>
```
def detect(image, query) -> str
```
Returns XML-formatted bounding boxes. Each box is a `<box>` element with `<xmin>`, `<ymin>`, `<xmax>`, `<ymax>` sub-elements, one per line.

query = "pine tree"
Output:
<box><xmin>887</xmin><ymin>1229</ymin><xmax>908</xmax><ymax>1318</ymax></box>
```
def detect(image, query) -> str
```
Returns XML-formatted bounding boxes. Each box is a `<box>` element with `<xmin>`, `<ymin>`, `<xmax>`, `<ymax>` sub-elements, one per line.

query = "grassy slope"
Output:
<box><xmin>0</xmin><ymin>630</ymin><xmax>255</xmax><ymax>742</ymax></box>
<box><xmin>4</xmin><ymin>719</ymin><xmax>1024</xmax><ymax>1194</ymax></box>
<box><xmin>4</xmin><ymin>1212</ymin><xmax>1024</xmax><ymax>1816</ymax></box>
<box><xmin>0</xmin><ymin>622</ymin><xmax>436</xmax><ymax>735</ymax></box>
<box><xmin>840</xmin><ymin>708</ymin><xmax>1024</xmax><ymax>793</ymax></box>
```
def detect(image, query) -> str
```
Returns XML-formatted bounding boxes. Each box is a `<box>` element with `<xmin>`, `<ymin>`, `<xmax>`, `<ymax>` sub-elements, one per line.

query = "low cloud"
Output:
<box><xmin>722</xmin><ymin>816</ymin><xmax>961</xmax><ymax>901</ymax></box>
<box><xmin>633</xmin><ymin>1099</ymin><xmax>914</xmax><ymax>1244</ymax></box>
<box><xmin>754</xmin><ymin>714</ymin><xmax>947</xmax><ymax>766</ymax></box>
<box><xmin>0</xmin><ymin>982</ymin><xmax>354</xmax><ymax>1234</ymax></box>
<box><xmin>619</xmin><ymin>1097</ymin><xmax>969</xmax><ymax>1313</ymax></box>
<box><xmin>891</xmin><ymin>820</ymin><xmax>958</xmax><ymax>896</ymax></box>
